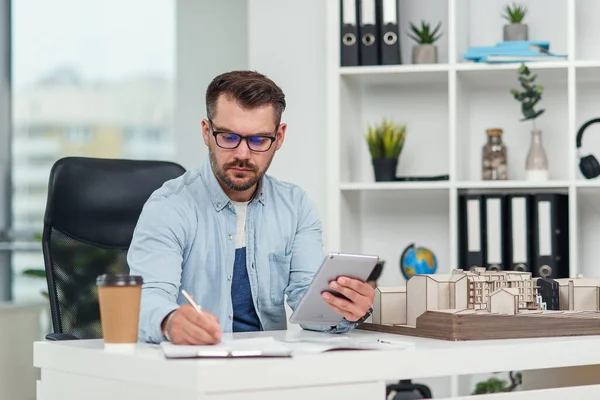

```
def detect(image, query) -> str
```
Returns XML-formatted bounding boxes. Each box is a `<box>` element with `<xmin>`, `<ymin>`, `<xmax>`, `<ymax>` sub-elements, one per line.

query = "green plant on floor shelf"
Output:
<box><xmin>407</xmin><ymin>21</ymin><xmax>443</xmax><ymax>44</ymax></box>
<box><xmin>510</xmin><ymin>63</ymin><xmax>545</xmax><ymax>131</ymax></box>
<box><xmin>365</xmin><ymin>119</ymin><xmax>406</xmax><ymax>159</ymax></box>
<box><xmin>502</xmin><ymin>2</ymin><xmax>528</xmax><ymax>24</ymax></box>
<box><xmin>472</xmin><ymin>372</ymin><xmax>522</xmax><ymax>395</ymax></box>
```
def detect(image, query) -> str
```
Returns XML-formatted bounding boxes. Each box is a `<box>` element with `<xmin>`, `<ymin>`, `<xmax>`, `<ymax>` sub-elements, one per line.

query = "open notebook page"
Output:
<box><xmin>160</xmin><ymin>336</ymin><xmax>414</xmax><ymax>358</ymax></box>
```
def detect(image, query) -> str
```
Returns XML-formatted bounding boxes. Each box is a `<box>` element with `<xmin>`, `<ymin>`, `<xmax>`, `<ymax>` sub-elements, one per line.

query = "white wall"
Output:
<box><xmin>174</xmin><ymin>0</ymin><xmax>248</xmax><ymax>171</ymax></box>
<box><xmin>247</xmin><ymin>0</ymin><xmax>328</xmax><ymax>243</ymax></box>
<box><xmin>175</xmin><ymin>0</ymin><xmax>329</xmax><ymax>246</ymax></box>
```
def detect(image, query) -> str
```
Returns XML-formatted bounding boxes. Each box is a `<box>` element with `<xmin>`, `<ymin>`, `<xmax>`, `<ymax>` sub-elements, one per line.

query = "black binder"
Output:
<box><xmin>376</xmin><ymin>0</ymin><xmax>401</xmax><ymax>64</ymax></box>
<box><xmin>458</xmin><ymin>194</ymin><xmax>487</xmax><ymax>270</ymax></box>
<box><xmin>340</xmin><ymin>0</ymin><xmax>360</xmax><ymax>66</ymax></box>
<box><xmin>530</xmin><ymin>193</ymin><xmax>569</xmax><ymax>279</ymax></box>
<box><xmin>358</xmin><ymin>0</ymin><xmax>379</xmax><ymax>65</ymax></box>
<box><xmin>504</xmin><ymin>194</ymin><xmax>534</xmax><ymax>272</ymax></box>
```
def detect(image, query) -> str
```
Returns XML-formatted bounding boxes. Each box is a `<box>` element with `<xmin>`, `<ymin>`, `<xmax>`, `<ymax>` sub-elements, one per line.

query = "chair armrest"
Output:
<box><xmin>45</xmin><ymin>333</ymin><xmax>79</xmax><ymax>341</ymax></box>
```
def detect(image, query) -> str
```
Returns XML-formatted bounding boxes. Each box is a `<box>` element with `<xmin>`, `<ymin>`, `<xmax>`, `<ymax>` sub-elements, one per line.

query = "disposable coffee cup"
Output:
<box><xmin>96</xmin><ymin>274</ymin><xmax>143</xmax><ymax>353</ymax></box>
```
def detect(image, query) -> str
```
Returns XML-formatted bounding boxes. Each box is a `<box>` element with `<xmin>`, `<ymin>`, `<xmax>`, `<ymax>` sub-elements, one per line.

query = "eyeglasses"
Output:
<box><xmin>208</xmin><ymin>118</ymin><xmax>276</xmax><ymax>152</ymax></box>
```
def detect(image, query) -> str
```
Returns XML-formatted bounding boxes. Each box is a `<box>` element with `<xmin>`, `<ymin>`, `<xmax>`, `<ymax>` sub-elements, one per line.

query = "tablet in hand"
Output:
<box><xmin>289</xmin><ymin>252</ymin><xmax>379</xmax><ymax>325</ymax></box>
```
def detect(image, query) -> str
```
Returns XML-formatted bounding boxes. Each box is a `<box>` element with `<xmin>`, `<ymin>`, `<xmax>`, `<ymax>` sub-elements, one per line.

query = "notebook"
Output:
<box><xmin>160</xmin><ymin>336</ymin><xmax>414</xmax><ymax>359</ymax></box>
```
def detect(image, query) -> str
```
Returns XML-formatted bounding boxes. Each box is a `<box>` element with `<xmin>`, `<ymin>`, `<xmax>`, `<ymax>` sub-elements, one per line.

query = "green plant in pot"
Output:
<box><xmin>366</xmin><ymin>119</ymin><xmax>406</xmax><ymax>182</ymax></box>
<box><xmin>472</xmin><ymin>371</ymin><xmax>522</xmax><ymax>394</ymax></box>
<box><xmin>407</xmin><ymin>20</ymin><xmax>442</xmax><ymax>64</ymax></box>
<box><xmin>502</xmin><ymin>2</ymin><xmax>528</xmax><ymax>41</ymax></box>
<box><xmin>510</xmin><ymin>63</ymin><xmax>548</xmax><ymax>181</ymax></box>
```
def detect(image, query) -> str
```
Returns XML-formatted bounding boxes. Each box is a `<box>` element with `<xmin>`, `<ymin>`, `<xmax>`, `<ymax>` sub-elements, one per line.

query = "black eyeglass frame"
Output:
<box><xmin>207</xmin><ymin>118</ymin><xmax>277</xmax><ymax>152</ymax></box>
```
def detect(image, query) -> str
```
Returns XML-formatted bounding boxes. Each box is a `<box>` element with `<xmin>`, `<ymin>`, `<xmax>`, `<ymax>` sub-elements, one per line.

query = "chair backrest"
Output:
<box><xmin>42</xmin><ymin>156</ymin><xmax>186</xmax><ymax>339</ymax></box>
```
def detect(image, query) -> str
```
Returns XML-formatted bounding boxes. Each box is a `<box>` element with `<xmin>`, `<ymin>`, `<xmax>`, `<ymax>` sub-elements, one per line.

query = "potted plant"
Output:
<box><xmin>365</xmin><ymin>119</ymin><xmax>406</xmax><ymax>182</ymax></box>
<box><xmin>407</xmin><ymin>20</ymin><xmax>442</xmax><ymax>64</ymax></box>
<box><xmin>472</xmin><ymin>372</ymin><xmax>522</xmax><ymax>394</ymax></box>
<box><xmin>510</xmin><ymin>63</ymin><xmax>548</xmax><ymax>181</ymax></box>
<box><xmin>502</xmin><ymin>2</ymin><xmax>528</xmax><ymax>41</ymax></box>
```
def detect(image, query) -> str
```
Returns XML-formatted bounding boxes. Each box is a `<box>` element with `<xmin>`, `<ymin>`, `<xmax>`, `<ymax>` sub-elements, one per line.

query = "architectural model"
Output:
<box><xmin>362</xmin><ymin>268</ymin><xmax>600</xmax><ymax>340</ymax></box>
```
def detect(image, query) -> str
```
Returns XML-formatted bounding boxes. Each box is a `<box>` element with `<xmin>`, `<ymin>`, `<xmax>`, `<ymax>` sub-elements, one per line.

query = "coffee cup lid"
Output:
<box><xmin>96</xmin><ymin>274</ymin><xmax>143</xmax><ymax>286</ymax></box>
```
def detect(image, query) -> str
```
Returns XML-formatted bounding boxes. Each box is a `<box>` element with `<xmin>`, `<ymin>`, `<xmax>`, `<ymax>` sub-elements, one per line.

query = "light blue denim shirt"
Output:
<box><xmin>127</xmin><ymin>160</ymin><xmax>357</xmax><ymax>343</ymax></box>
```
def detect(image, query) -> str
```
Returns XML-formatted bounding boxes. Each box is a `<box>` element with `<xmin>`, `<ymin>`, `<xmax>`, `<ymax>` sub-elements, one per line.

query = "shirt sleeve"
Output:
<box><xmin>283</xmin><ymin>191</ymin><xmax>358</xmax><ymax>334</ymax></box>
<box><xmin>127</xmin><ymin>194</ymin><xmax>190</xmax><ymax>344</ymax></box>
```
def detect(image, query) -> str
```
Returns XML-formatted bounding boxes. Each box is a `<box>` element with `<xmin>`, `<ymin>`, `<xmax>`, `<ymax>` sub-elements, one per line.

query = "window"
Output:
<box><xmin>9</xmin><ymin>0</ymin><xmax>175</xmax><ymax>301</ymax></box>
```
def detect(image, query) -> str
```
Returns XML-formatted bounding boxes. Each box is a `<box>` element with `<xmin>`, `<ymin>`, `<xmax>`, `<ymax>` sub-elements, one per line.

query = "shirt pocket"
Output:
<box><xmin>268</xmin><ymin>251</ymin><xmax>292</xmax><ymax>306</ymax></box>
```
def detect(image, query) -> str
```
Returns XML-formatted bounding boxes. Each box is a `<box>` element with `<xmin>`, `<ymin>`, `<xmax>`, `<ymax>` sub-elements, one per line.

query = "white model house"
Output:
<box><xmin>372</xmin><ymin>286</ymin><xmax>406</xmax><ymax>325</ymax></box>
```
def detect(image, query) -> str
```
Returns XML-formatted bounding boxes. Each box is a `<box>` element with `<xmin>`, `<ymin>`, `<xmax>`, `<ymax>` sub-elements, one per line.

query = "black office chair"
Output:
<box><xmin>42</xmin><ymin>156</ymin><xmax>186</xmax><ymax>341</ymax></box>
<box><xmin>387</xmin><ymin>380</ymin><xmax>433</xmax><ymax>399</ymax></box>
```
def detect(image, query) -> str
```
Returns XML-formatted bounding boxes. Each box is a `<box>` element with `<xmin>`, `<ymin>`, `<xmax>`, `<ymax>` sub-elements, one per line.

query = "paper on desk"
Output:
<box><xmin>281</xmin><ymin>337</ymin><xmax>415</xmax><ymax>355</ymax></box>
<box><xmin>160</xmin><ymin>337</ymin><xmax>291</xmax><ymax>358</ymax></box>
<box><xmin>160</xmin><ymin>336</ymin><xmax>413</xmax><ymax>359</ymax></box>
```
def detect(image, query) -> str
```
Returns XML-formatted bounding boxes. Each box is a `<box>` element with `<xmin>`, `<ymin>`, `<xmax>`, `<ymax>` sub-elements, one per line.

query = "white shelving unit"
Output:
<box><xmin>326</xmin><ymin>0</ymin><xmax>600</xmax><ymax>292</ymax></box>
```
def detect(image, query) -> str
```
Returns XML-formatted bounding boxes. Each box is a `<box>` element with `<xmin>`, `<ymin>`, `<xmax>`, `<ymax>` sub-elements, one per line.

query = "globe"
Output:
<box><xmin>400</xmin><ymin>243</ymin><xmax>437</xmax><ymax>280</ymax></box>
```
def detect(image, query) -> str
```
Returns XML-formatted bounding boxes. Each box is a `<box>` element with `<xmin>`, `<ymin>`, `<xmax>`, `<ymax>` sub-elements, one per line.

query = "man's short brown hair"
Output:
<box><xmin>206</xmin><ymin>70</ymin><xmax>286</xmax><ymax>127</ymax></box>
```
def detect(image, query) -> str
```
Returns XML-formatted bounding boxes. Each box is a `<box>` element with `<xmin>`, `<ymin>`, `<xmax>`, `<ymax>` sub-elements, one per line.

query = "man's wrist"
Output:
<box><xmin>353</xmin><ymin>305</ymin><xmax>373</xmax><ymax>324</ymax></box>
<box><xmin>161</xmin><ymin>310</ymin><xmax>177</xmax><ymax>341</ymax></box>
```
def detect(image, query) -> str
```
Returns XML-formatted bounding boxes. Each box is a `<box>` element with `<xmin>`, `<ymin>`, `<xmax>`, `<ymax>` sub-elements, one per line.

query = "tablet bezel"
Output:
<box><xmin>288</xmin><ymin>252</ymin><xmax>379</xmax><ymax>326</ymax></box>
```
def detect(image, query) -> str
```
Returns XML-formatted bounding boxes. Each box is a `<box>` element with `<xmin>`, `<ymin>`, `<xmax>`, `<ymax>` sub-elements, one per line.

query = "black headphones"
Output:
<box><xmin>577</xmin><ymin>118</ymin><xmax>600</xmax><ymax>179</ymax></box>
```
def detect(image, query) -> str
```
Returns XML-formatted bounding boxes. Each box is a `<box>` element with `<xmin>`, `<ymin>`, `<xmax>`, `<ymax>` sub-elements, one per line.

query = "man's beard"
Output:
<box><xmin>209</xmin><ymin>147</ymin><xmax>274</xmax><ymax>192</ymax></box>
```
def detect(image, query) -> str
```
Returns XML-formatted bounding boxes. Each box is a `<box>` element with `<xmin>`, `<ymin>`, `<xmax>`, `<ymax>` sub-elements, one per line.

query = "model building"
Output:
<box><xmin>365</xmin><ymin>268</ymin><xmax>600</xmax><ymax>341</ymax></box>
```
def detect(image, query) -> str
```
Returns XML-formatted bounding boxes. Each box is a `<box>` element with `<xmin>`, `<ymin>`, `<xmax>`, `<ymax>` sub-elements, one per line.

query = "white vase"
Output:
<box><xmin>525</xmin><ymin>129</ymin><xmax>549</xmax><ymax>181</ymax></box>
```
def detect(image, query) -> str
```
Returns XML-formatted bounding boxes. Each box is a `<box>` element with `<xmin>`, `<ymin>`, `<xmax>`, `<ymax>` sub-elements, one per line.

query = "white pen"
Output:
<box><xmin>181</xmin><ymin>289</ymin><xmax>203</xmax><ymax>314</ymax></box>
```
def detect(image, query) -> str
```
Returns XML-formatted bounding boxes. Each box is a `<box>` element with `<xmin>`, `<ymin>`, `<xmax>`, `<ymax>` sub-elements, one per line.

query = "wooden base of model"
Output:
<box><xmin>358</xmin><ymin>309</ymin><xmax>600</xmax><ymax>341</ymax></box>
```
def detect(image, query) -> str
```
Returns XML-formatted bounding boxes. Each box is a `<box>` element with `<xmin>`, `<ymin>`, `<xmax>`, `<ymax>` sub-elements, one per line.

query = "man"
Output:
<box><xmin>127</xmin><ymin>70</ymin><xmax>374</xmax><ymax>345</ymax></box>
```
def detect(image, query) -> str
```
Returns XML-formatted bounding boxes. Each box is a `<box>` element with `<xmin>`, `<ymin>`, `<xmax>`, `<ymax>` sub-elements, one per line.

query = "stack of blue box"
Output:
<box><xmin>463</xmin><ymin>41</ymin><xmax>567</xmax><ymax>63</ymax></box>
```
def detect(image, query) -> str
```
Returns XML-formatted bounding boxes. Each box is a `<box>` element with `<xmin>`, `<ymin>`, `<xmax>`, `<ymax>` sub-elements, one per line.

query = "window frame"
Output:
<box><xmin>0</xmin><ymin>0</ymin><xmax>12</xmax><ymax>301</ymax></box>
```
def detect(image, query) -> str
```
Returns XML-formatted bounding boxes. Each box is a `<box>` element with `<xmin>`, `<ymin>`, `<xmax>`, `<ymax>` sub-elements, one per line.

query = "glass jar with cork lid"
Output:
<box><xmin>482</xmin><ymin>128</ymin><xmax>508</xmax><ymax>180</ymax></box>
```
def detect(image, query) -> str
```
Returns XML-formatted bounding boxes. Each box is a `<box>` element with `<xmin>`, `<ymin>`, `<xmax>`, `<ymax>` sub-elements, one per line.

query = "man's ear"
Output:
<box><xmin>275</xmin><ymin>123</ymin><xmax>287</xmax><ymax>151</ymax></box>
<box><xmin>201</xmin><ymin>119</ymin><xmax>210</xmax><ymax>146</ymax></box>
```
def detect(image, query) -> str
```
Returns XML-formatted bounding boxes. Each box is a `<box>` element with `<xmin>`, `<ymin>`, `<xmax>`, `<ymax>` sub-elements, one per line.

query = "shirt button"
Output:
<box><xmin>227</xmin><ymin>275</ymin><xmax>232</xmax><ymax>281</ymax></box>
<box><xmin>229</xmin><ymin>313</ymin><xmax>233</xmax><ymax>320</ymax></box>
<box><xmin>228</xmin><ymin>234</ymin><xmax>232</xmax><ymax>240</ymax></box>
<box><xmin>217</xmin><ymin>202</ymin><xmax>221</xmax><ymax>208</ymax></box>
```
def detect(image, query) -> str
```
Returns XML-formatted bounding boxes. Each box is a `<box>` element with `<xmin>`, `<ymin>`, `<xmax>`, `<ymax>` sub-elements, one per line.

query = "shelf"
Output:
<box><xmin>455</xmin><ymin>61</ymin><xmax>569</xmax><ymax>72</ymax></box>
<box><xmin>339</xmin><ymin>64</ymin><xmax>449</xmax><ymax>86</ymax></box>
<box><xmin>338</xmin><ymin>61</ymin><xmax>573</xmax><ymax>87</ymax></box>
<box><xmin>456</xmin><ymin>61</ymin><xmax>569</xmax><ymax>89</ymax></box>
<box><xmin>575</xmin><ymin>180</ymin><xmax>600</xmax><ymax>188</ymax></box>
<box><xmin>328</xmin><ymin>0</ymin><xmax>600</xmax><ymax>288</ymax></box>
<box><xmin>341</xmin><ymin>181</ymin><xmax>580</xmax><ymax>191</ymax></box>
<box><xmin>456</xmin><ymin>180</ymin><xmax>571</xmax><ymax>190</ymax></box>
<box><xmin>340</xmin><ymin>181</ymin><xmax>450</xmax><ymax>191</ymax></box>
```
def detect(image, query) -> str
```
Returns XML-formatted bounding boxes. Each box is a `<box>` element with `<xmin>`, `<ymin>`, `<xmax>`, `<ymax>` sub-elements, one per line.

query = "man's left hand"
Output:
<box><xmin>321</xmin><ymin>276</ymin><xmax>375</xmax><ymax>322</ymax></box>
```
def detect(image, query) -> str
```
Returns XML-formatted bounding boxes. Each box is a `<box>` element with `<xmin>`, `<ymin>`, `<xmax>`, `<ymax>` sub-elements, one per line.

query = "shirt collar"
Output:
<box><xmin>200</xmin><ymin>160</ymin><xmax>266</xmax><ymax>211</ymax></box>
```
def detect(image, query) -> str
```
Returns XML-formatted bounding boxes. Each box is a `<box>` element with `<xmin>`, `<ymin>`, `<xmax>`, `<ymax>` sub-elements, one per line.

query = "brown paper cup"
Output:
<box><xmin>96</xmin><ymin>274</ymin><xmax>143</xmax><ymax>352</ymax></box>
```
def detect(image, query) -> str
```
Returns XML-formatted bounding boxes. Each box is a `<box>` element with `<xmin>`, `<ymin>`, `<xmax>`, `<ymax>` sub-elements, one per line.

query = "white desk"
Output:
<box><xmin>34</xmin><ymin>329</ymin><xmax>600</xmax><ymax>400</ymax></box>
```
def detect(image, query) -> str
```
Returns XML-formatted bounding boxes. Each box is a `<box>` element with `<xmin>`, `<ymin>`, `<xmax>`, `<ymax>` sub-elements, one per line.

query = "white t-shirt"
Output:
<box><xmin>232</xmin><ymin>201</ymin><xmax>249</xmax><ymax>249</ymax></box>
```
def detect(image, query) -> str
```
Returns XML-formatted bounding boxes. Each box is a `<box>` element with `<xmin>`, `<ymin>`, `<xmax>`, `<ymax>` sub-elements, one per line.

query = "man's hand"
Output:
<box><xmin>321</xmin><ymin>276</ymin><xmax>375</xmax><ymax>322</ymax></box>
<box><xmin>162</xmin><ymin>304</ymin><xmax>223</xmax><ymax>345</ymax></box>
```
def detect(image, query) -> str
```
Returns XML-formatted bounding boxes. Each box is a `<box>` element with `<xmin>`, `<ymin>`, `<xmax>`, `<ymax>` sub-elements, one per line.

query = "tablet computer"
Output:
<box><xmin>288</xmin><ymin>252</ymin><xmax>379</xmax><ymax>326</ymax></box>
